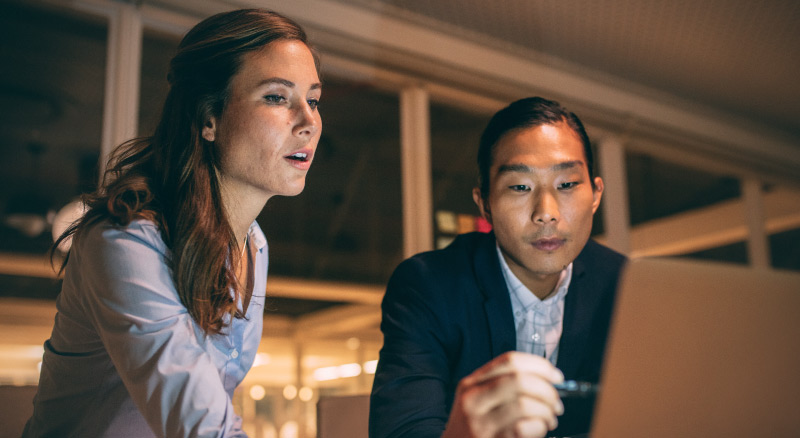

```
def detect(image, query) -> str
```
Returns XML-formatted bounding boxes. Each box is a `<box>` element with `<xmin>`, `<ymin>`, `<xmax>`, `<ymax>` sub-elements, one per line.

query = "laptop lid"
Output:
<box><xmin>591</xmin><ymin>257</ymin><xmax>800</xmax><ymax>437</ymax></box>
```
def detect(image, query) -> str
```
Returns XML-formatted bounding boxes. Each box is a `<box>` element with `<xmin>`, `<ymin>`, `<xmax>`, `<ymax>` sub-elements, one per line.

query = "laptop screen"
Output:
<box><xmin>591</xmin><ymin>257</ymin><xmax>800</xmax><ymax>437</ymax></box>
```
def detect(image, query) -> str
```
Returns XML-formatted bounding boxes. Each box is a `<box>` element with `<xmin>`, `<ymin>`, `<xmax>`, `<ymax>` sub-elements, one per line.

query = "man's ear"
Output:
<box><xmin>472</xmin><ymin>187</ymin><xmax>492</xmax><ymax>224</ymax></box>
<box><xmin>591</xmin><ymin>176</ymin><xmax>604</xmax><ymax>214</ymax></box>
<box><xmin>202</xmin><ymin>116</ymin><xmax>217</xmax><ymax>142</ymax></box>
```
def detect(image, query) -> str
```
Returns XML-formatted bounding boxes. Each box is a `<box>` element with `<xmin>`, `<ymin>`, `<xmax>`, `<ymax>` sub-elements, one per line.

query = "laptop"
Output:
<box><xmin>590</xmin><ymin>257</ymin><xmax>800</xmax><ymax>437</ymax></box>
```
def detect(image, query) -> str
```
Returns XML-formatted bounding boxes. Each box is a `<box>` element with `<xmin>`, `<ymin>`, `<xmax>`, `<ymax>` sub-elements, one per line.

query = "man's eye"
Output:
<box><xmin>264</xmin><ymin>94</ymin><xmax>286</xmax><ymax>104</ymax></box>
<box><xmin>509</xmin><ymin>185</ymin><xmax>530</xmax><ymax>192</ymax></box>
<box><xmin>307</xmin><ymin>98</ymin><xmax>320</xmax><ymax>110</ymax></box>
<box><xmin>558</xmin><ymin>182</ymin><xmax>578</xmax><ymax>190</ymax></box>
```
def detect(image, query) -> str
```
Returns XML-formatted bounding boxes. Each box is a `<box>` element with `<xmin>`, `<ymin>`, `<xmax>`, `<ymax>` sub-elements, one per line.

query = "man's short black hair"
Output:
<box><xmin>477</xmin><ymin>97</ymin><xmax>595</xmax><ymax>198</ymax></box>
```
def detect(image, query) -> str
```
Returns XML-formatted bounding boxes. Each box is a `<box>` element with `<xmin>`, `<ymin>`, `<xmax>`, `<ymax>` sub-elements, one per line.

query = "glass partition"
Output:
<box><xmin>625</xmin><ymin>150</ymin><xmax>745</xmax><ymax>262</ymax></box>
<box><xmin>0</xmin><ymin>1</ymin><xmax>106</xmax><ymax>296</ymax></box>
<box><xmin>626</xmin><ymin>151</ymin><xmax>741</xmax><ymax>226</ymax></box>
<box><xmin>139</xmin><ymin>28</ymin><xmax>178</xmax><ymax>137</ymax></box>
<box><xmin>429</xmin><ymin>101</ymin><xmax>492</xmax><ymax>249</ymax></box>
<box><xmin>767</xmin><ymin>184</ymin><xmax>800</xmax><ymax>271</ymax></box>
<box><xmin>771</xmin><ymin>228</ymin><xmax>800</xmax><ymax>271</ymax></box>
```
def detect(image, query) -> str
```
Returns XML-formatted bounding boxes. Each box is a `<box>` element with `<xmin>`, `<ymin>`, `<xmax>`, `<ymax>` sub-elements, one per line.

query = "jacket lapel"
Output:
<box><xmin>557</xmin><ymin>254</ymin><xmax>602</xmax><ymax>377</ymax></box>
<box><xmin>473</xmin><ymin>234</ymin><xmax>517</xmax><ymax>357</ymax></box>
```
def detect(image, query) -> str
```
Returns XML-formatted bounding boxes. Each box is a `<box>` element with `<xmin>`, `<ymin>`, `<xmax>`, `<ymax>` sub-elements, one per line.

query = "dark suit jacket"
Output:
<box><xmin>369</xmin><ymin>232</ymin><xmax>626</xmax><ymax>438</ymax></box>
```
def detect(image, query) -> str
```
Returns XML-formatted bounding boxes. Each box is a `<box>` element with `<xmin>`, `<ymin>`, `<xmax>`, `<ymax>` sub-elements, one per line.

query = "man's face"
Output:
<box><xmin>473</xmin><ymin>122</ymin><xmax>603</xmax><ymax>288</ymax></box>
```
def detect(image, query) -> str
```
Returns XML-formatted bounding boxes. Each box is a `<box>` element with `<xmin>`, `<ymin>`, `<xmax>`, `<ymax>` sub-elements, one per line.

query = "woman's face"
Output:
<box><xmin>204</xmin><ymin>39</ymin><xmax>322</xmax><ymax>203</ymax></box>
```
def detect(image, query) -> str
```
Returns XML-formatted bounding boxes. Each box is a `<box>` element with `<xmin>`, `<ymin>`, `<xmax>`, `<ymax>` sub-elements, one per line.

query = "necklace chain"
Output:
<box><xmin>240</xmin><ymin>233</ymin><xmax>248</xmax><ymax>259</ymax></box>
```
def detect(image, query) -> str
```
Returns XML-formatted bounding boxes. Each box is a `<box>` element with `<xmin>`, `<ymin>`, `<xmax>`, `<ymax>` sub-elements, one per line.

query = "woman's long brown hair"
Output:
<box><xmin>53</xmin><ymin>9</ymin><xmax>317</xmax><ymax>335</ymax></box>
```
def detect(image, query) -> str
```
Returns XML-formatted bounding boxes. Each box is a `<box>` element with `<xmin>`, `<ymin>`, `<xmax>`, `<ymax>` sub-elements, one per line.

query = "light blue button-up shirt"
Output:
<box><xmin>23</xmin><ymin>219</ymin><xmax>268</xmax><ymax>438</ymax></box>
<box><xmin>496</xmin><ymin>244</ymin><xmax>571</xmax><ymax>365</ymax></box>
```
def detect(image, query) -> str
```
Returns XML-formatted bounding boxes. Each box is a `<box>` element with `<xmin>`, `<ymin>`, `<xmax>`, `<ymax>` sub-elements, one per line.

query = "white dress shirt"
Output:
<box><xmin>23</xmin><ymin>219</ymin><xmax>268</xmax><ymax>438</ymax></box>
<box><xmin>496</xmin><ymin>244</ymin><xmax>572</xmax><ymax>365</ymax></box>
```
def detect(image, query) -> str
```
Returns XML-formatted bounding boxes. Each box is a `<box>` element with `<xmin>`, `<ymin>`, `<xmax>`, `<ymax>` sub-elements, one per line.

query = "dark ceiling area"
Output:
<box><xmin>335</xmin><ymin>0</ymin><xmax>800</xmax><ymax>144</ymax></box>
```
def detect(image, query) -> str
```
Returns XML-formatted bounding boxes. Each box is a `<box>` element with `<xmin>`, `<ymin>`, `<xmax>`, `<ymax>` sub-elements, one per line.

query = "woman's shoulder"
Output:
<box><xmin>77</xmin><ymin>217</ymin><xmax>167</xmax><ymax>256</ymax></box>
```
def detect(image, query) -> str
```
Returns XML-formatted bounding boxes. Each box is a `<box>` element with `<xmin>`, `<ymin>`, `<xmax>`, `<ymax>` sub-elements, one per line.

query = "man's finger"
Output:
<box><xmin>461</xmin><ymin>372</ymin><xmax>563</xmax><ymax>417</ymax></box>
<box><xmin>462</xmin><ymin>352</ymin><xmax>564</xmax><ymax>387</ymax></box>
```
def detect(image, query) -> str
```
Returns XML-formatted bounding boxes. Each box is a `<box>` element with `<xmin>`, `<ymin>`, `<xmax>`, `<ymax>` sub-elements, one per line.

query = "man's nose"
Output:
<box><xmin>532</xmin><ymin>190</ymin><xmax>559</xmax><ymax>224</ymax></box>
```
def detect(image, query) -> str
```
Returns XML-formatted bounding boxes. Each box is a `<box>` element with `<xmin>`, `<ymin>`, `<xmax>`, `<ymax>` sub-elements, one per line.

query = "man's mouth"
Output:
<box><xmin>532</xmin><ymin>238</ymin><xmax>565</xmax><ymax>252</ymax></box>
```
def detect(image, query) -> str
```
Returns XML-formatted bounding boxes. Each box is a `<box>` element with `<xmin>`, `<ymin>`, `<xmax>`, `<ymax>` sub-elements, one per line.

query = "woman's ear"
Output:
<box><xmin>202</xmin><ymin>117</ymin><xmax>217</xmax><ymax>142</ymax></box>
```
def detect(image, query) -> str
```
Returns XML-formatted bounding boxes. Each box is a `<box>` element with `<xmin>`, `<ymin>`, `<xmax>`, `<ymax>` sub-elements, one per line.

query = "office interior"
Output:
<box><xmin>1</xmin><ymin>1</ymin><xmax>798</xmax><ymax>437</ymax></box>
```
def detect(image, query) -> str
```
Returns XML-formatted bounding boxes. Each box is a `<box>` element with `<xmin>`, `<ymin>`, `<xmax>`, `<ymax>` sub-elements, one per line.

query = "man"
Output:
<box><xmin>370</xmin><ymin>97</ymin><xmax>626</xmax><ymax>438</ymax></box>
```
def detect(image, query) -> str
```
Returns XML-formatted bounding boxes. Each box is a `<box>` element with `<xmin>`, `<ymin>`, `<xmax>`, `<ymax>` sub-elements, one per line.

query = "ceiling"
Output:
<box><xmin>331</xmin><ymin>0</ymin><xmax>800</xmax><ymax>144</ymax></box>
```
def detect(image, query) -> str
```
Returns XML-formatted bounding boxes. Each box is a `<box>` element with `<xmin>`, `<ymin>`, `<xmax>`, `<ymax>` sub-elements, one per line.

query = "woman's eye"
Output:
<box><xmin>264</xmin><ymin>94</ymin><xmax>286</xmax><ymax>104</ymax></box>
<box><xmin>509</xmin><ymin>185</ymin><xmax>530</xmax><ymax>192</ymax></box>
<box><xmin>307</xmin><ymin>98</ymin><xmax>320</xmax><ymax>110</ymax></box>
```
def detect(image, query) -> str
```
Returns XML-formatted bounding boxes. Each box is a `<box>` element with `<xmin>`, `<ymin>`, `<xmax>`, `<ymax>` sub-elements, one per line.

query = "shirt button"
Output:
<box><xmin>231</xmin><ymin>349</ymin><xmax>239</xmax><ymax>359</ymax></box>
<box><xmin>532</xmin><ymin>333</ymin><xmax>540</xmax><ymax>341</ymax></box>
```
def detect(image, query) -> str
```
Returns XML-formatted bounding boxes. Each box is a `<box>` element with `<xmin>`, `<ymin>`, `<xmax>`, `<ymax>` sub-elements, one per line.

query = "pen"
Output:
<box><xmin>553</xmin><ymin>380</ymin><xmax>598</xmax><ymax>398</ymax></box>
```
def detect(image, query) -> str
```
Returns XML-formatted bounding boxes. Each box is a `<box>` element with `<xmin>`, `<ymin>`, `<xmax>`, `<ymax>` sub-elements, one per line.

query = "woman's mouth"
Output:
<box><xmin>286</xmin><ymin>152</ymin><xmax>308</xmax><ymax>162</ymax></box>
<box><xmin>285</xmin><ymin>149</ymin><xmax>313</xmax><ymax>170</ymax></box>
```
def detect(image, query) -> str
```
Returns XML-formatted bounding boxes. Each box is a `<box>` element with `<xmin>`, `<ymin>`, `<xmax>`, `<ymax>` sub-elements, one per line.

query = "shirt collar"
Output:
<box><xmin>495</xmin><ymin>243</ymin><xmax>572</xmax><ymax>308</ymax></box>
<box><xmin>248</xmin><ymin>220</ymin><xmax>267</xmax><ymax>251</ymax></box>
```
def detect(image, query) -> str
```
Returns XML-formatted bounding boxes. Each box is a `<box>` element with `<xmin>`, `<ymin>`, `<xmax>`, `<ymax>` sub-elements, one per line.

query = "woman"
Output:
<box><xmin>23</xmin><ymin>9</ymin><xmax>321</xmax><ymax>437</ymax></box>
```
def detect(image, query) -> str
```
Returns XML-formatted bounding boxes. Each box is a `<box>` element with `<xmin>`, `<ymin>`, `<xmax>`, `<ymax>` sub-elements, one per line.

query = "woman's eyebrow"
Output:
<box><xmin>257</xmin><ymin>77</ymin><xmax>322</xmax><ymax>90</ymax></box>
<box><xmin>257</xmin><ymin>77</ymin><xmax>295</xmax><ymax>88</ymax></box>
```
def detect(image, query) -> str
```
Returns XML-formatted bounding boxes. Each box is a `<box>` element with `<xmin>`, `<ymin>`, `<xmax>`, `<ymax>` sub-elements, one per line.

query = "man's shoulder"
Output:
<box><xmin>404</xmin><ymin>232</ymin><xmax>492</xmax><ymax>266</ymax></box>
<box><xmin>390</xmin><ymin>232</ymin><xmax>495</xmax><ymax>285</ymax></box>
<box><xmin>577</xmin><ymin>239</ymin><xmax>628</xmax><ymax>276</ymax></box>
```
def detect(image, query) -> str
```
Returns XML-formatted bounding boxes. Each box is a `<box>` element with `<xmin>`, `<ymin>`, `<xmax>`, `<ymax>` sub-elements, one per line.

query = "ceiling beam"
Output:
<box><xmin>267</xmin><ymin>277</ymin><xmax>383</xmax><ymax>305</ymax></box>
<box><xmin>293</xmin><ymin>304</ymin><xmax>382</xmax><ymax>340</ymax></box>
<box><xmin>626</xmin><ymin>187</ymin><xmax>800</xmax><ymax>258</ymax></box>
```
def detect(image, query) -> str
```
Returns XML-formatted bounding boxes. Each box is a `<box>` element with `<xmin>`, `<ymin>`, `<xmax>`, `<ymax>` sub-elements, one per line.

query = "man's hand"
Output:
<box><xmin>442</xmin><ymin>352</ymin><xmax>565</xmax><ymax>438</ymax></box>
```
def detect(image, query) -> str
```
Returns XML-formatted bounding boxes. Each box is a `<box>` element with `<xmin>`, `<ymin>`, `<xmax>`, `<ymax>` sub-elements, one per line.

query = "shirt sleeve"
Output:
<box><xmin>369</xmin><ymin>259</ymin><xmax>455</xmax><ymax>438</ymax></box>
<box><xmin>77</xmin><ymin>221</ymin><xmax>247</xmax><ymax>438</ymax></box>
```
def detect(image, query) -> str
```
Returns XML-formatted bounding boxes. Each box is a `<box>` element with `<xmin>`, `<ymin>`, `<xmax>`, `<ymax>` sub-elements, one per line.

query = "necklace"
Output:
<box><xmin>240</xmin><ymin>233</ymin><xmax>249</xmax><ymax>259</ymax></box>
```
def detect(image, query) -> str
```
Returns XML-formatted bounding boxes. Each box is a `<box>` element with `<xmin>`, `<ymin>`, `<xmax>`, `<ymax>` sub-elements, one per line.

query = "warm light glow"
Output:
<box><xmin>363</xmin><ymin>359</ymin><xmax>378</xmax><ymax>374</ymax></box>
<box><xmin>279</xmin><ymin>421</ymin><xmax>298</xmax><ymax>438</ymax></box>
<box><xmin>298</xmin><ymin>386</ymin><xmax>313</xmax><ymax>402</ymax></box>
<box><xmin>312</xmin><ymin>362</ymin><xmax>363</xmax><ymax>381</ymax></box>
<box><xmin>283</xmin><ymin>384</ymin><xmax>297</xmax><ymax>400</ymax></box>
<box><xmin>253</xmin><ymin>352</ymin><xmax>271</xmax><ymax>367</ymax></box>
<box><xmin>249</xmin><ymin>384</ymin><xmax>266</xmax><ymax>401</ymax></box>
<box><xmin>263</xmin><ymin>423</ymin><xmax>277</xmax><ymax>438</ymax></box>
<box><xmin>338</xmin><ymin>363</ymin><xmax>362</xmax><ymax>378</ymax></box>
<box><xmin>313</xmin><ymin>366</ymin><xmax>339</xmax><ymax>381</ymax></box>
<box><xmin>345</xmin><ymin>337</ymin><xmax>360</xmax><ymax>350</ymax></box>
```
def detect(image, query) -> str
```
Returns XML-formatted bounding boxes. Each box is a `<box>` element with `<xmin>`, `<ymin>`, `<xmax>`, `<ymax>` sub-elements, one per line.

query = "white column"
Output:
<box><xmin>294</xmin><ymin>341</ymin><xmax>305</xmax><ymax>438</ymax></box>
<box><xmin>742</xmin><ymin>179</ymin><xmax>771</xmax><ymax>267</ymax></box>
<box><xmin>597</xmin><ymin>136</ymin><xmax>631</xmax><ymax>255</ymax></box>
<box><xmin>100</xmin><ymin>2</ymin><xmax>142</xmax><ymax>179</ymax></box>
<box><xmin>400</xmin><ymin>86</ymin><xmax>433</xmax><ymax>258</ymax></box>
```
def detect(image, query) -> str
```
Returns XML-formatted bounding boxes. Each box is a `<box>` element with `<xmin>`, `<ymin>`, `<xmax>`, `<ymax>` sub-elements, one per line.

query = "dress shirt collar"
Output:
<box><xmin>495</xmin><ymin>243</ymin><xmax>572</xmax><ymax>307</ymax></box>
